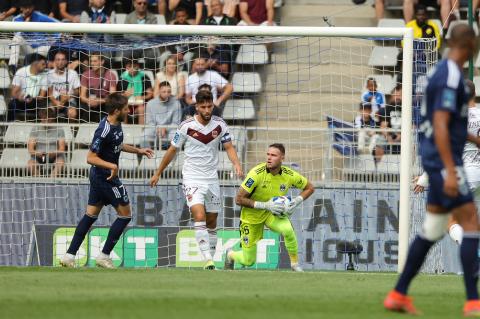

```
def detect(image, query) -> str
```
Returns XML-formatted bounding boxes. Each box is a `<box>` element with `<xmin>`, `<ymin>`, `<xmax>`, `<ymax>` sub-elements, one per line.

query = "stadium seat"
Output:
<box><xmin>235</xmin><ymin>44</ymin><xmax>269</xmax><ymax>64</ymax></box>
<box><xmin>222</xmin><ymin>99</ymin><xmax>255</xmax><ymax>120</ymax></box>
<box><xmin>123</xmin><ymin>124</ymin><xmax>145</xmax><ymax>145</ymax></box>
<box><xmin>0</xmin><ymin>148</ymin><xmax>30</xmax><ymax>169</ymax></box>
<box><xmin>3</xmin><ymin>123</ymin><xmax>36</xmax><ymax>144</ymax></box>
<box><xmin>70</xmin><ymin>149</ymin><xmax>90</xmax><ymax>171</ymax></box>
<box><xmin>74</xmin><ymin>125</ymin><xmax>97</xmax><ymax>144</ymax></box>
<box><xmin>155</xmin><ymin>14</ymin><xmax>166</xmax><ymax>24</ymax></box>
<box><xmin>0</xmin><ymin>67</ymin><xmax>11</xmax><ymax>89</ymax></box>
<box><xmin>376</xmin><ymin>154</ymin><xmax>400</xmax><ymax>173</ymax></box>
<box><xmin>113</xmin><ymin>13</ymin><xmax>127</xmax><ymax>24</ymax></box>
<box><xmin>377</xmin><ymin>18</ymin><xmax>405</xmax><ymax>28</ymax></box>
<box><xmin>232</xmin><ymin>72</ymin><xmax>262</xmax><ymax>93</ymax></box>
<box><xmin>118</xmin><ymin>151</ymin><xmax>139</xmax><ymax>170</ymax></box>
<box><xmin>446</xmin><ymin>20</ymin><xmax>479</xmax><ymax>39</ymax></box>
<box><xmin>274</xmin><ymin>0</ymin><xmax>283</xmax><ymax>8</ymax></box>
<box><xmin>0</xmin><ymin>39</ymin><xmax>11</xmax><ymax>60</ymax></box>
<box><xmin>474</xmin><ymin>76</ymin><xmax>480</xmax><ymax>97</ymax></box>
<box><xmin>368</xmin><ymin>47</ymin><xmax>399</xmax><ymax>67</ymax></box>
<box><xmin>367</xmin><ymin>74</ymin><xmax>396</xmax><ymax>94</ymax></box>
<box><xmin>0</xmin><ymin>95</ymin><xmax>6</xmax><ymax>116</ymax></box>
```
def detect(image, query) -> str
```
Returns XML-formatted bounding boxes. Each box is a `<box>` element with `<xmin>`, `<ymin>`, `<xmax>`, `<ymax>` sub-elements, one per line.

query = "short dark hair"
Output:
<box><xmin>449</xmin><ymin>24</ymin><xmax>476</xmax><ymax>49</ymax></box>
<box><xmin>366</xmin><ymin>77</ymin><xmax>377</xmax><ymax>86</ymax></box>
<box><xmin>105</xmin><ymin>93</ymin><xmax>128</xmax><ymax>114</ymax></box>
<box><xmin>175</xmin><ymin>6</ymin><xmax>188</xmax><ymax>15</ymax></box>
<box><xmin>195</xmin><ymin>90</ymin><xmax>213</xmax><ymax>104</ymax></box>
<box><xmin>18</xmin><ymin>0</ymin><xmax>34</xmax><ymax>7</ymax></box>
<box><xmin>414</xmin><ymin>3</ymin><xmax>427</xmax><ymax>14</ymax></box>
<box><xmin>269</xmin><ymin>143</ymin><xmax>285</xmax><ymax>155</ymax></box>
<box><xmin>29</xmin><ymin>53</ymin><xmax>46</xmax><ymax>64</ymax></box>
<box><xmin>360</xmin><ymin>102</ymin><xmax>372</xmax><ymax>110</ymax></box>
<box><xmin>466</xmin><ymin>79</ymin><xmax>476</xmax><ymax>101</ymax></box>
<box><xmin>159</xmin><ymin>81</ymin><xmax>171</xmax><ymax>88</ymax></box>
<box><xmin>124</xmin><ymin>58</ymin><xmax>140</xmax><ymax>67</ymax></box>
<box><xmin>198</xmin><ymin>83</ymin><xmax>212</xmax><ymax>92</ymax></box>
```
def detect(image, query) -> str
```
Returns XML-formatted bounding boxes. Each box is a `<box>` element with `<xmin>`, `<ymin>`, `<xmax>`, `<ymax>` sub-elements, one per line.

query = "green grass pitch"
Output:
<box><xmin>0</xmin><ymin>267</ymin><xmax>467</xmax><ymax>319</ymax></box>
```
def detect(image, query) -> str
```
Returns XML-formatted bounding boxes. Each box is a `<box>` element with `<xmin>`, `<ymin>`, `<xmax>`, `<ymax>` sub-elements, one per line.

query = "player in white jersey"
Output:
<box><xmin>415</xmin><ymin>79</ymin><xmax>480</xmax><ymax>245</ymax></box>
<box><xmin>149</xmin><ymin>90</ymin><xmax>243</xmax><ymax>269</ymax></box>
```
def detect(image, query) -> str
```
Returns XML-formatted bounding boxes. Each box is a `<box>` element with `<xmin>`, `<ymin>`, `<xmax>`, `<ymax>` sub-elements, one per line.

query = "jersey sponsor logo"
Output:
<box><xmin>280</xmin><ymin>184</ymin><xmax>286</xmax><ymax>191</ymax></box>
<box><xmin>92</xmin><ymin>138</ymin><xmax>101</xmax><ymax>151</ymax></box>
<box><xmin>186</xmin><ymin>125</ymin><xmax>222</xmax><ymax>144</ymax></box>
<box><xmin>173</xmin><ymin>132</ymin><xmax>180</xmax><ymax>144</ymax></box>
<box><xmin>245</xmin><ymin>178</ymin><xmax>255</xmax><ymax>188</ymax></box>
<box><xmin>442</xmin><ymin>88</ymin><xmax>456</xmax><ymax>110</ymax></box>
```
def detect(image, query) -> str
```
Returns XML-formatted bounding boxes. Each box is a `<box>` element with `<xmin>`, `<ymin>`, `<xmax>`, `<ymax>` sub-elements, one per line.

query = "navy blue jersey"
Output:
<box><xmin>90</xmin><ymin>117</ymin><xmax>124</xmax><ymax>177</ymax></box>
<box><xmin>419</xmin><ymin>59</ymin><xmax>469</xmax><ymax>170</ymax></box>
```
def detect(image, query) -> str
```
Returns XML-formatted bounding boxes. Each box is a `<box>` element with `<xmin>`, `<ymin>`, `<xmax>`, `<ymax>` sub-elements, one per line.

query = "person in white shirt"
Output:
<box><xmin>8</xmin><ymin>53</ymin><xmax>48</xmax><ymax>121</ymax></box>
<box><xmin>185</xmin><ymin>56</ymin><xmax>233</xmax><ymax>107</ymax></box>
<box><xmin>150</xmin><ymin>89</ymin><xmax>243</xmax><ymax>270</ymax></box>
<box><xmin>47</xmin><ymin>51</ymin><xmax>80</xmax><ymax>121</ymax></box>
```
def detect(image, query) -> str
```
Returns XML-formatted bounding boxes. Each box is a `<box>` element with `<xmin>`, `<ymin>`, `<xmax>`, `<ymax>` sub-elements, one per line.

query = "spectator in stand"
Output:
<box><xmin>452</xmin><ymin>0</ymin><xmax>479</xmax><ymax>22</ymax></box>
<box><xmin>361</xmin><ymin>77</ymin><xmax>385</xmax><ymax>116</ymax></box>
<box><xmin>145</xmin><ymin>81</ymin><xmax>182</xmax><ymax>149</ymax></box>
<box><xmin>117</xmin><ymin>58</ymin><xmax>153</xmax><ymax>124</ymax></box>
<box><xmin>205</xmin><ymin>0</ymin><xmax>239</xmax><ymax>18</ymax></box>
<box><xmin>406</xmin><ymin>4</ymin><xmax>441</xmax><ymax>50</ymax></box>
<box><xmin>354</xmin><ymin>102</ymin><xmax>384</xmax><ymax>162</ymax></box>
<box><xmin>164</xmin><ymin>7</ymin><xmax>194</xmax><ymax>71</ymax></box>
<box><xmin>404</xmin><ymin>0</ymin><xmax>452</xmax><ymax>31</ymax></box>
<box><xmin>125</xmin><ymin>0</ymin><xmax>157</xmax><ymax>24</ymax></box>
<box><xmin>374</xmin><ymin>0</ymin><xmax>385</xmax><ymax>20</ymax></box>
<box><xmin>185</xmin><ymin>56</ymin><xmax>233</xmax><ymax>108</ymax></box>
<box><xmin>47</xmin><ymin>51</ymin><xmax>80</xmax><ymax>122</ymax></box>
<box><xmin>8</xmin><ymin>0</ymin><xmax>58</xmax><ymax>72</ymax></box>
<box><xmin>238</xmin><ymin>0</ymin><xmax>275</xmax><ymax>26</ymax></box>
<box><xmin>204</xmin><ymin>0</ymin><xmax>237</xmax><ymax>25</ymax></box>
<box><xmin>154</xmin><ymin>56</ymin><xmax>186</xmax><ymax>100</ymax></box>
<box><xmin>83</xmin><ymin>0</ymin><xmax>112</xmax><ymax>43</ymax></box>
<box><xmin>204</xmin><ymin>44</ymin><xmax>233</xmax><ymax>79</ymax></box>
<box><xmin>168</xmin><ymin>0</ymin><xmax>203</xmax><ymax>25</ymax></box>
<box><xmin>58</xmin><ymin>0</ymin><xmax>89</xmax><ymax>22</ymax></box>
<box><xmin>79</xmin><ymin>53</ymin><xmax>117</xmax><ymax>123</ymax></box>
<box><xmin>27</xmin><ymin>108</ymin><xmax>66</xmax><ymax>178</ymax></box>
<box><xmin>34</xmin><ymin>0</ymin><xmax>58</xmax><ymax>18</ymax></box>
<box><xmin>0</xmin><ymin>1</ymin><xmax>17</xmax><ymax>21</ymax></box>
<box><xmin>8</xmin><ymin>54</ymin><xmax>48</xmax><ymax>122</ymax></box>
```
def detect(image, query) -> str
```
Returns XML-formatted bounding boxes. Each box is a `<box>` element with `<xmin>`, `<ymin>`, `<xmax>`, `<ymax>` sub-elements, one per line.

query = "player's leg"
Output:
<box><xmin>226</xmin><ymin>222</ymin><xmax>263</xmax><ymax>269</ymax></box>
<box><xmin>60</xmin><ymin>204</ymin><xmax>102</xmax><ymax>267</ymax></box>
<box><xmin>205</xmin><ymin>182</ymin><xmax>222</xmax><ymax>260</ymax></box>
<box><xmin>96</xmin><ymin>182</ymin><xmax>132</xmax><ymax>268</ymax></box>
<box><xmin>265</xmin><ymin>215</ymin><xmax>302</xmax><ymax>271</ymax></box>
<box><xmin>451</xmin><ymin>202</ymin><xmax>480</xmax><ymax>315</ymax></box>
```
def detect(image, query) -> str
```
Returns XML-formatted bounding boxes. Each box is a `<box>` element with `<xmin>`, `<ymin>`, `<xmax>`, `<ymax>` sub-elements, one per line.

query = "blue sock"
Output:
<box><xmin>461</xmin><ymin>234</ymin><xmax>480</xmax><ymax>300</ymax></box>
<box><xmin>67</xmin><ymin>214</ymin><xmax>97</xmax><ymax>255</ymax></box>
<box><xmin>395</xmin><ymin>235</ymin><xmax>435</xmax><ymax>294</ymax></box>
<box><xmin>101</xmin><ymin>217</ymin><xmax>131</xmax><ymax>255</ymax></box>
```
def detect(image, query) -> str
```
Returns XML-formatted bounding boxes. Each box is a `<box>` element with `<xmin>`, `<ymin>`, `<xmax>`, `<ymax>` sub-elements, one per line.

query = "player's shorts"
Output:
<box><xmin>425</xmin><ymin>166</ymin><xmax>473</xmax><ymax>210</ymax></box>
<box><xmin>88</xmin><ymin>168</ymin><xmax>130</xmax><ymax>208</ymax></box>
<box><xmin>182</xmin><ymin>181</ymin><xmax>221</xmax><ymax>212</ymax></box>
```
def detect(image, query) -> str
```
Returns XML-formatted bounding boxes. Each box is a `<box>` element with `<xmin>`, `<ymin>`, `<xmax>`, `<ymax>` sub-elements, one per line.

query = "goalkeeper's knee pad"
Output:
<box><xmin>421</xmin><ymin>211</ymin><xmax>449</xmax><ymax>242</ymax></box>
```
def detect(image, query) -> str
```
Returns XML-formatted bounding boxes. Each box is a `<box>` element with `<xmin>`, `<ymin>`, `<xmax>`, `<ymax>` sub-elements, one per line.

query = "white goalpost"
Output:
<box><xmin>0</xmin><ymin>21</ymin><xmax>425</xmax><ymax>272</ymax></box>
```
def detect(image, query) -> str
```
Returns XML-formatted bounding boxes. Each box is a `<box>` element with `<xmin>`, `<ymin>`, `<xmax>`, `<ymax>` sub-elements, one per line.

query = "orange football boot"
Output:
<box><xmin>384</xmin><ymin>290</ymin><xmax>420</xmax><ymax>315</ymax></box>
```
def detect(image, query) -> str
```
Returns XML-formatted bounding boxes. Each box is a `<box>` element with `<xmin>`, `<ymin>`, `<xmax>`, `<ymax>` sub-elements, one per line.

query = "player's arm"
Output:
<box><xmin>235</xmin><ymin>171</ymin><xmax>284</xmax><ymax>214</ymax></box>
<box><xmin>149</xmin><ymin>145</ymin><xmax>177</xmax><ymax>187</ymax></box>
<box><xmin>433</xmin><ymin>110</ymin><xmax>458</xmax><ymax>197</ymax></box>
<box><xmin>122</xmin><ymin>144</ymin><xmax>154</xmax><ymax>158</ymax></box>
<box><xmin>223</xmin><ymin>141</ymin><xmax>243</xmax><ymax>178</ymax></box>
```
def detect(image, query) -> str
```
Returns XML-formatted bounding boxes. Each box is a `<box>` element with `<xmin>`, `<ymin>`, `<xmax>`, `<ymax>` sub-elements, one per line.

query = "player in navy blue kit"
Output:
<box><xmin>384</xmin><ymin>24</ymin><xmax>480</xmax><ymax>316</ymax></box>
<box><xmin>60</xmin><ymin>93</ymin><xmax>154</xmax><ymax>268</ymax></box>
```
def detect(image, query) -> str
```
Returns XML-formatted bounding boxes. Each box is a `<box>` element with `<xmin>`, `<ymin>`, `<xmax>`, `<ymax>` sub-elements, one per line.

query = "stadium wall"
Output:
<box><xmin>0</xmin><ymin>182</ymin><xmax>460</xmax><ymax>273</ymax></box>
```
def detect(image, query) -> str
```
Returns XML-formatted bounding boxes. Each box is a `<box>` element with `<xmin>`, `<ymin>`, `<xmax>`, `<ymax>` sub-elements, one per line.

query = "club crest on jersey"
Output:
<box><xmin>212</xmin><ymin>130</ymin><xmax>218</xmax><ymax>138</ymax></box>
<box><xmin>243</xmin><ymin>236</ymin><xmax>249</xmax><ymax>245</ymax></box>
<box><xmin>280</xmin><ymin>184</ymin><xmax>286</xmax><ymax>191</ymax></box>
<box><xmin>187</xmin><ymin>194</ymin><xmax>193</xmax><ymax>202</ymax></box>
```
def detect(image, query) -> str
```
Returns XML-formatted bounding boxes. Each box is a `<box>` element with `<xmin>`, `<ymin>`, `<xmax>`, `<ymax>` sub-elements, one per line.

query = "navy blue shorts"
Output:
<box><xmin>425</xmin><ymin>167</ymin><xmax>473</xmax><ymax>210</ymax></box>
<box><xmin>88</xmin><ymin>169</ymin><xmax>130</xmax><ymax>208</ymax></box>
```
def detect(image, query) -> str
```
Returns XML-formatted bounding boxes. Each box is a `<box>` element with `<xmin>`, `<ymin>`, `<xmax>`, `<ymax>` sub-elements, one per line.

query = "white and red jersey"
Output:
<box><xmin>172</xmin><ymin>115</ymin><xmax>232</xmax><ymax>182</ymax></box>
<box><xmin>463</xmin><ymin>107</ymin><xmax>480</xmax><ymax>169</ymax></box>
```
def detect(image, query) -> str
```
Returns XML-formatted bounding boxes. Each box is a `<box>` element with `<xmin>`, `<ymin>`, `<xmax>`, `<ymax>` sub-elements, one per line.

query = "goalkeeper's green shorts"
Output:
<box><xmin>239</xmin><ymin>214</ymin><xmax>293</xmax><ymax>249</ymax></box>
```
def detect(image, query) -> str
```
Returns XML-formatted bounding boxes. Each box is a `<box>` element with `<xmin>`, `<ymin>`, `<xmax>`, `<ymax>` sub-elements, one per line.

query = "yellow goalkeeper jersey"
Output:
<box><xmin>239</xmin><ymin>163</ymin><xmax>308</xmax><ymax>224</ymax></box>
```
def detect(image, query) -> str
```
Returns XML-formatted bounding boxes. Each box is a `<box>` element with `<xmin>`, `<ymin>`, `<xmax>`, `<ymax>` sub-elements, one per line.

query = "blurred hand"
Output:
<box><xmin>444</xmin><ymin>170</ymin><xmax>458</xmax><ymax>197</ymax></box>
<box><xmin>138</xmin><ymin>148</ymin><xmax>154</xmax><ymax>159</ymax></box>
<box><xmin>107</xmin><ymin>164</ymin><xmax>118</xmax><ymax>181</ymax></box>
<box><xmin>149</xmin><ymin>174</ymin><xmax>160</xmax><ymax>188</ymax></box>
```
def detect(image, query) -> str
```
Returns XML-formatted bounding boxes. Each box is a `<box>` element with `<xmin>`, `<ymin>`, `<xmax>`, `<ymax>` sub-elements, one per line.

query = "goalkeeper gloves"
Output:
<box><xmin>284</xmin><ymin>196</ymin><xmax>304</xmax><ymax>216</ymax></box>
<box><xmin>254</xmin><ymin>199</ymin><xmax>285</xmax><ymax>215</ymax></box>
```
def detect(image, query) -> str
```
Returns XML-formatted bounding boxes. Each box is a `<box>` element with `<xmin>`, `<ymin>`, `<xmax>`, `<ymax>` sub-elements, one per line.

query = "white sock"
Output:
<box><xmin>208</xmin><ymin>228</ymin><xmax>218</xmax><ymax>260</ymax></box>
<box><xmin>194</xmin><ymin>222</ymin><xmax>212</xmax><ymax>261</ymax></box>
<box><xmin>449</xmin><ymin>224</ymin><xmax>463</xmax><ymax>245</ymax></box>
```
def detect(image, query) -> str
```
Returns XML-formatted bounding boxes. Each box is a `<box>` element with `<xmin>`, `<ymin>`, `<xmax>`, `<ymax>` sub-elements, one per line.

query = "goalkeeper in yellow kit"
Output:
<box><xmin>224</xmin><ymin>143</ymin><xmax>314</xmax><ymax>271</ymax></box>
